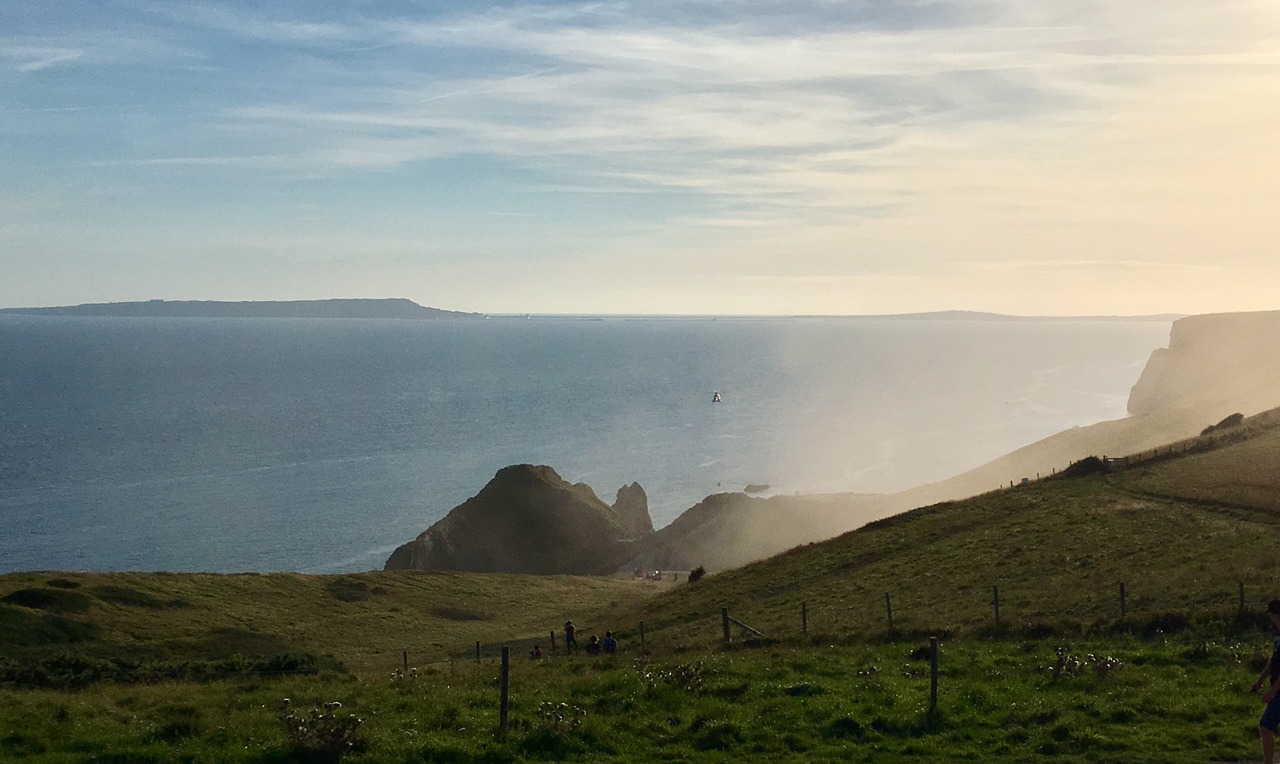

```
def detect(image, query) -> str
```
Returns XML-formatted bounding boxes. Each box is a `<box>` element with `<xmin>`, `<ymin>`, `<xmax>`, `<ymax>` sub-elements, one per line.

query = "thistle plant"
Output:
<box><xmin>278</xmin><ymin>698</ymin><xmax>364</xmax><ymax>763</ymax></box>
<box><xmin>536</xmin><ymin>701</ymin><xmax>587</xmax><ymax>731</ymax></box>
<box><xmin>642</xmin><ymin>661</ymin><xmax>705</xmax><ymax>693</ymax></box>
<box><xmin>389</xmin><ymin>667</ymin><xmax>418</xmax><ymax>688</ymax></box>
<box><xmin>1043</xmin><ymin>647</ymin><xmax>1122</xmax><ymax>679</ymax></box>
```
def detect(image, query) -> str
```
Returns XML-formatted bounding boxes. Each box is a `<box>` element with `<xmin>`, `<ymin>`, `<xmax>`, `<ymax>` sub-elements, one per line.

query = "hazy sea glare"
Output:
<box><xmin>0</xmin><ymin>315</ymin><xmax>1172</xmax><ymax>574</ymax></box>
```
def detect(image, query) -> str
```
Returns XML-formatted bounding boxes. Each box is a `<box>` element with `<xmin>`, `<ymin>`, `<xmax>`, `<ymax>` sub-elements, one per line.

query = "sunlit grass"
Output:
<box><xmin>0</xmin><ymin>636</ymin><xmax>1267</xmax><ymax>762</ymax></box>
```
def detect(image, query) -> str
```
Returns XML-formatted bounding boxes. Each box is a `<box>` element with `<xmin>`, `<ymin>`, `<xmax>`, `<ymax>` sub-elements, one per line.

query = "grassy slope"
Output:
<box><xmin>620</xmin><ymin>408</ymin><xmax>1280</xmax><ymax>650</ymax></box>
<box><xmin>0</xmin><ymin>571</ymin><xmax>661</xmax><ymax>677</ymax></box>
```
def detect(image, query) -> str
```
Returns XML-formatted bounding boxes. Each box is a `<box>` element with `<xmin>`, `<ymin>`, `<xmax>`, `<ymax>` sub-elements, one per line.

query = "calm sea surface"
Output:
<box><xmin>0</xmin><ymin>315</ymin><xmax>1171</xmax><ymax>574</ymax></box>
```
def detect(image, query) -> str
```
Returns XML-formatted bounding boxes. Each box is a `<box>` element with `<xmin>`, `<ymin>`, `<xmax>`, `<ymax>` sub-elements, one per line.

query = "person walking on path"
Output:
<box><xmin>563</xmin><ymin>620</ymin><xmax>577</xmax><ymax>654</ymax></box>
<box><xmin>1251</xmin><ymin>599</ymin><xmax>1280</xmax><ymax>764</ymax></box>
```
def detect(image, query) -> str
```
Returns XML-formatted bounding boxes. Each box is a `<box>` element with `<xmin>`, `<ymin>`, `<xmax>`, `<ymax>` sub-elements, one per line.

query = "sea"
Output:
<box><xmin>0</xmin><ymin>315</ymin><xmax>1173</xmax><ymax>575</ymax></box>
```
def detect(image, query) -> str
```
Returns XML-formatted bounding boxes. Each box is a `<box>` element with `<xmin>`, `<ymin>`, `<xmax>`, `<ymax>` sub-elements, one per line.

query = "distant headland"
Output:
<box><xmin>0</xmin><ymin>298</ymin><xmax>480</xmax><ymax>320</ymax></box>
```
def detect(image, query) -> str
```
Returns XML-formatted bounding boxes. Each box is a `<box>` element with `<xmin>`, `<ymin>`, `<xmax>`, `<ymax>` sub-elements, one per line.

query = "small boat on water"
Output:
<box><xmin>712</xmin><ymin>391</ymin><xmax>721</xmax><ymax>403</ymax></box>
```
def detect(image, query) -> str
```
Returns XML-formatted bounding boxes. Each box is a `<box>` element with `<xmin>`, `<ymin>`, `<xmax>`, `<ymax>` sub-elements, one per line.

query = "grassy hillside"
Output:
<box><xmin>618</xmin><ymin>407</ymin><xmax>1280</xmax><ymax>650</ymax></box>
<box><xmin>0</xmin><ymin>571</ymin><xmax>660</xmax><ymax>677</ymax></box>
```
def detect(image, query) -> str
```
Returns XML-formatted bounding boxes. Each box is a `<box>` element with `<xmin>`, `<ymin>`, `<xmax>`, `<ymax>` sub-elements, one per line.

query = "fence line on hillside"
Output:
<box><xmin>375</xmin><ymin>575</ymin><xmax>1275</xmax><ymax>728</ymax></box>
<box><xmin>389</xmin><ymin>576</ymin><xmax>1270</xmax><ymax>679</ymax></box>
<box><xmin>998</xmin><ymin>413</ymin><xmax>1279</xmax><ymax>491</ymax></box>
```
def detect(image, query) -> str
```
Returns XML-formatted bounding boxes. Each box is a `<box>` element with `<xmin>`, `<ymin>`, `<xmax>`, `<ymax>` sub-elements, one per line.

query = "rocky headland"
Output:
<box><xmin>384</xmin><ymin>465</ymin><xmax>654</xmax><ymax>574</ymax></box>
<box><xmin>385</xmin><ymin>310</ymin><xmax>1280</xmax><ymax>576</ymax></box>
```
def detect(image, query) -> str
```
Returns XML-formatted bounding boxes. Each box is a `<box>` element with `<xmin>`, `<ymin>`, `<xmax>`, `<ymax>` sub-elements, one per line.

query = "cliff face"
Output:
<box><xmin>384</xmin><ymin>465</ymin><xmax>654</xmax><ymax>574</ymax></box>
<box><xmin>891</xmin><ymin>310</ymin><xmax>1280</xmax><ymax>511</ymax></box>
<box><xmin>1128</xmin><ymin>311</ymin><xmax>1280</xmax><ymax>417</ymax></box>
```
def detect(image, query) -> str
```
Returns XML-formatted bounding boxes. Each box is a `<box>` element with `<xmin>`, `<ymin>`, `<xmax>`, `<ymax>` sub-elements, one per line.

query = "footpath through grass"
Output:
<box><xmin>0</xmin><ymin>633</ymin><xmax>1270</xmax><ymax>763</ymax></box>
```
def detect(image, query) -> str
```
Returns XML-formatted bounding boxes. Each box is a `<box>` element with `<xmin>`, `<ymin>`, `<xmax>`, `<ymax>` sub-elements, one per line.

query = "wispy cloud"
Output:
<box><xmin>172</xmin><ymin>1</ymin><xmax>1272</xmax><ymax>222</ymax></box>
<box><xmin>959</xmin><ymin>259</ymin><xmax>1220</xmax><ymax>273</ymax></box>
<box><xmin>5</xmin><ymin>0</ymin><xmax>1280</xmax><ymax>313</ymax></box>
<box><xmin>1</xmin><ymin>45</ymin><xmax>84</xmax><ymax>72</ymax></box>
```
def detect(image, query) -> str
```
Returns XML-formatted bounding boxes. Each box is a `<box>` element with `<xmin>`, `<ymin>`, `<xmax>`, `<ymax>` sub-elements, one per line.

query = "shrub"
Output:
<box><xmin>2</xmin><ymin>588</ymin><xmax>91</xmax><ymax>613</ymax></box>
<box><xmin>324</xmin><ymin>578</ymin><xmax>373</xmax><ymax>603</ymax></box>
<box><xmin>688</xmin><ymin>567</ymin><xmax>706</xmax><ymax>583</ymax></box>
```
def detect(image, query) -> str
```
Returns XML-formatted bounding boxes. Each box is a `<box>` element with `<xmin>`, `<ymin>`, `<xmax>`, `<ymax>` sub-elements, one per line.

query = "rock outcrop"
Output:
<box><xmin>384</xmin><ymin>465</ymin><xmax>654</xmax><ymax>574</ymax></box>
<box><xmin>612</xmin><ymin>483</ymin><xmax>653</xmax><ymax>539</ymax></box>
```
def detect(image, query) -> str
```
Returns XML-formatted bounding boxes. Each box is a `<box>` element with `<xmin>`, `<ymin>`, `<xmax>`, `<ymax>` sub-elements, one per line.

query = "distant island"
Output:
<box><xmin>0</xmin><ymin>298</ymin><xmax>480</xmax><ymax>320</ymax></box>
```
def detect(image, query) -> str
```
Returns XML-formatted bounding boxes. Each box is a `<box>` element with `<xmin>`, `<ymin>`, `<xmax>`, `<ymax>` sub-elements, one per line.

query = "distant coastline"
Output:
<box><xmin>0</xmin><ymin>301</ymin><xmax>1182</xmax><ymax>322</ymax></box>
<box><xmin>489</xmin><ymin>310</ymin><xmax>1184</xmax><ymax>321</ymax></box>
<box><xmin>0</xmin><ymin>298</ymin><xmax>480</xmax><ymax>320</ymax></box>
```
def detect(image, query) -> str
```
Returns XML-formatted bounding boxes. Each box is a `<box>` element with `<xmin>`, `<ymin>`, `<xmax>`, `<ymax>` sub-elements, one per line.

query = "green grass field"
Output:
<box><xmin>5</xmin><ymin>408</ymin><xmax>1280</xmax><ymax>761</ymax></box>
<box><xmin>0</xmin><ymin>636</ymin><xmax>1269</xmax><ymax>762</ymax></box>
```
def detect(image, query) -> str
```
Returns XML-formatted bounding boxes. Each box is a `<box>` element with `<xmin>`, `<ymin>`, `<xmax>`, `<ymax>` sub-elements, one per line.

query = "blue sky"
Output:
<box><xmin>3</xmin><ymin>1</ymin><xmax>1279</xmax><ymax>314</ymax></box>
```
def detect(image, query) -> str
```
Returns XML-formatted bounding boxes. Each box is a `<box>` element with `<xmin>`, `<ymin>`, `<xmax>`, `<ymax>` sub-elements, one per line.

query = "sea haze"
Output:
<box><xmin>0</xmin><ymin>315</ymin><xmax>1171</xmax><ymax>574</ymax></box>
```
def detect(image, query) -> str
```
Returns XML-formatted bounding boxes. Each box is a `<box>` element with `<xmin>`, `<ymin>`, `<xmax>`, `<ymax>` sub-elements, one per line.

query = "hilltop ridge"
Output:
<box><xmin>0</xmin><ymin>298</ymin><xmax>478</xmax><ymax>319</ymax></box>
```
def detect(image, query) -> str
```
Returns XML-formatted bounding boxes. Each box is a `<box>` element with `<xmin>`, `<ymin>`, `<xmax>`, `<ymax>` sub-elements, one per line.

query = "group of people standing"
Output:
<box><xmin>565</xmin><ymin>619</ymin><xmax>619</xmax><ymax>656</ymax></box>
<box><xmin>530</xmin><ymin>620</ymin><xmax>619</xmax><ymax>659</ymax></box>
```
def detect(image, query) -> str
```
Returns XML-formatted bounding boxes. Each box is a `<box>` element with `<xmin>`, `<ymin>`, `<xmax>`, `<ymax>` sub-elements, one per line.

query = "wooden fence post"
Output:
<box><xmin>802</xmin><ymin>602</ymin><xmax>808</xmax><ymax>637</ymax></box>
<box><xmin>992</xmin><ymin>585</ymin><xmax>1001</xmax><ymax>626</ymax></box>
<box><xmin>1120</xmin><ymin>582</ymin><xmax>1127</xmax><ymax>616</ymax></box>
<box><xmin>640</xmin><ymin>621</ymin><xmax>646</xmax><ymax>649</ymax></box>
<box><xmin>550</xmin><ymin>630</ymin><xmax>556</xmax><ymax>655</ymax></box>
<box><xmin>722</xmin><ymin>607</ymin><xmax>731</xmax><ymax>644</ymax></box>
<box><xmin>475</xmin><ymin>641</ymin><xmax>481</xmax><ymax>663</ymax></box>
<box><xmin>885</xmin><ymin>592</ymin><xmax>894</xmax><ymax>631</ymax></box>
<box><xmin>403</xmin><ymin>650</ymin><xmax>408</xmax><ymax>673</ymax></box>
<box><xmin>928</xmin><ymin>636</ymin><xmax>939</xmax><ymax>716</ymax></box>
<box><xmin>499</xmin><ymin>647</ymin><xmax>510</xmax><ymax>732</ymax></box>
<box><xmin>1240</xmin><ymin>582</ymin><xmax>1246</xmax><ymax>615</ymax></box>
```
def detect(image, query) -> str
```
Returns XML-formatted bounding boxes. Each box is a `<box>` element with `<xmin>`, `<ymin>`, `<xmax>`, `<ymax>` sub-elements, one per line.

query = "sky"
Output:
<box><xmin>2</xmin><ymin>1</ymin><xmax>1279</xmax><ymax>315</ymax></box>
